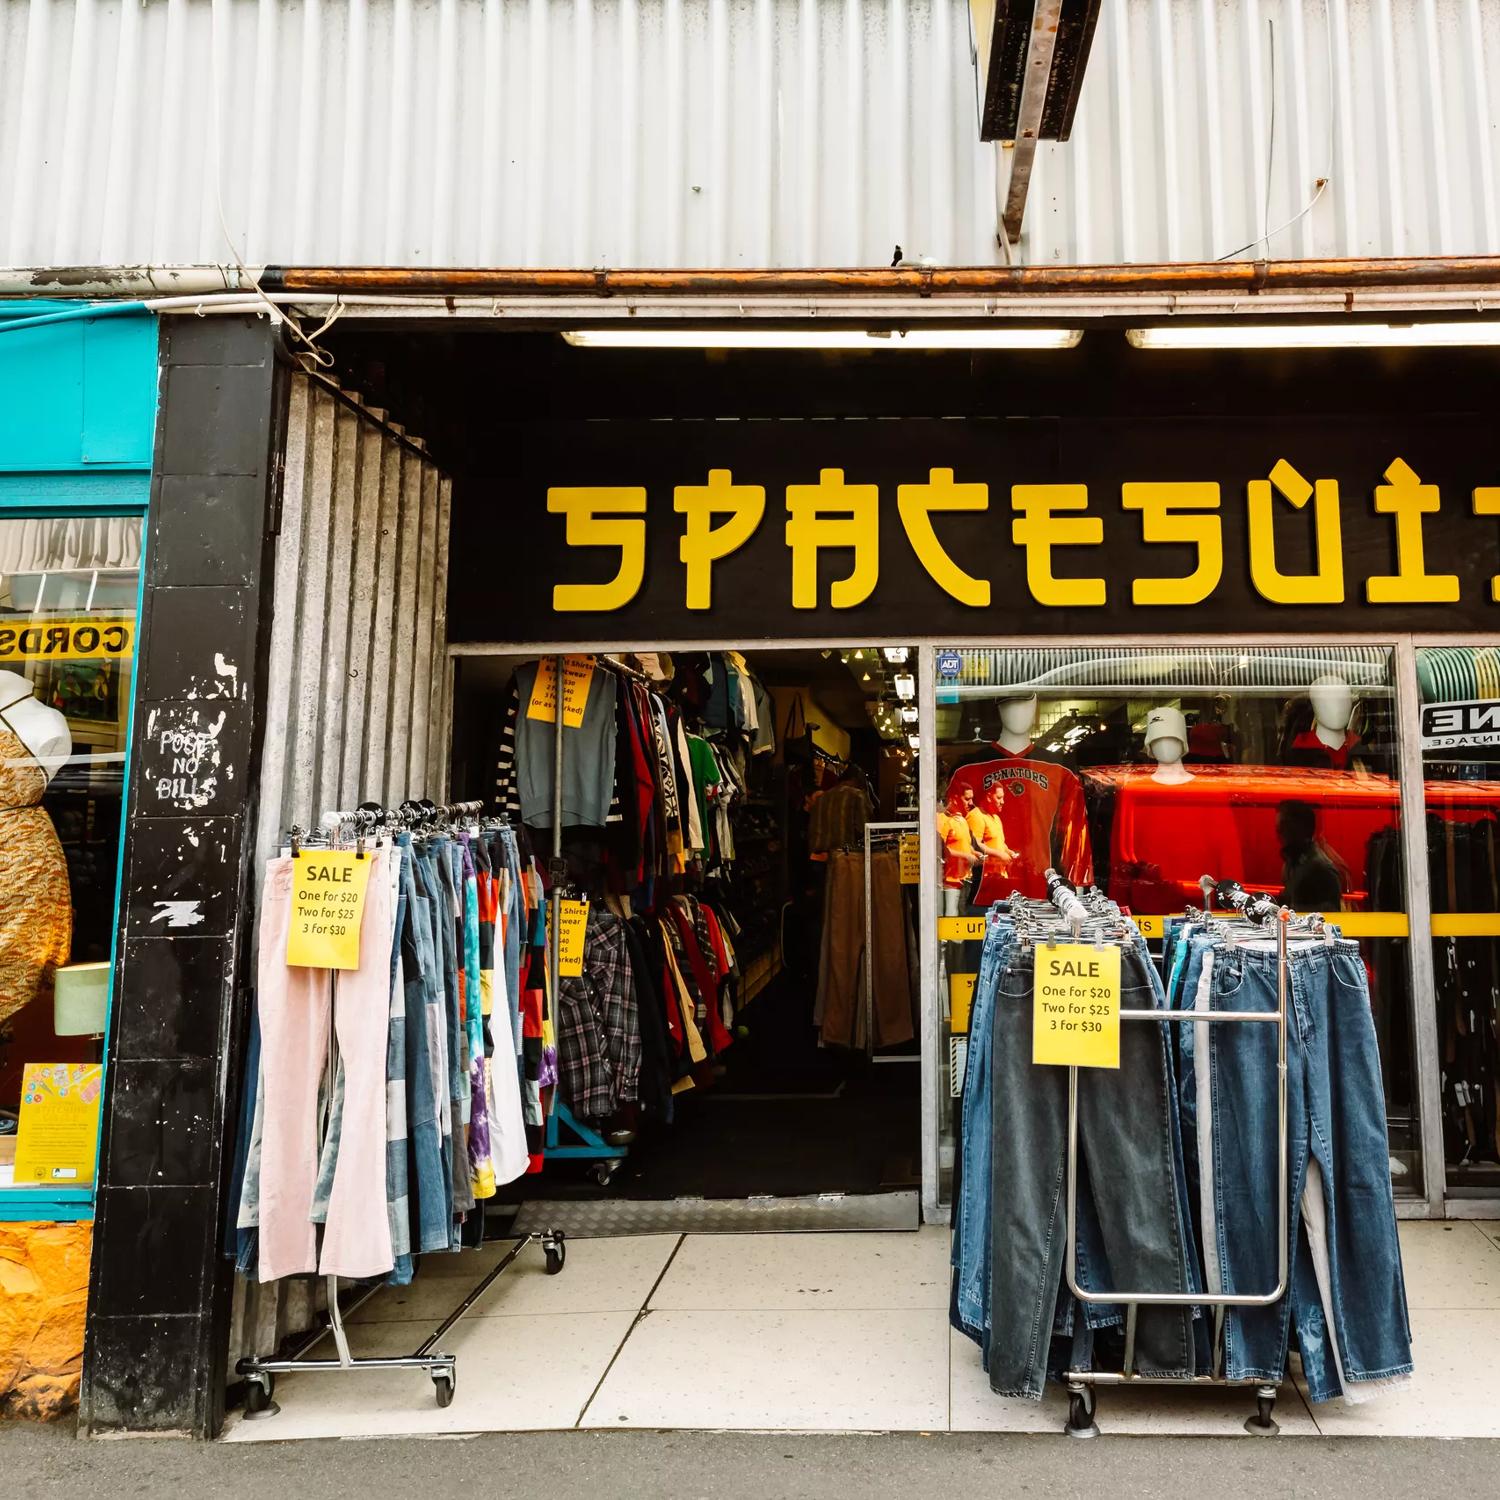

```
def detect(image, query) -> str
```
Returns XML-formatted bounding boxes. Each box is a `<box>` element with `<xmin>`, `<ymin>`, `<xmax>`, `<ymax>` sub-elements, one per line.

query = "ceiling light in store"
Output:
<box><xmin>883</xmin><ymin>647</ymin><xmax>910</xmax><ymax>664</ymax></box>
<box><xmin>901</xmin><ymin>705</ymin><xmax>919</xmax><ymax>723</ymax></box>
<box><xmin>907</xmin><ymin>733</ymin><xmax>921</xmax><ymax>749</ymax></box>
<box><xmin>894</xmin><ymin>672</ymin><xmax>916</xmax><ymax>700</ymax></box>
<box><xmin>562</xmin><ymin>328</ymin><xmax>1084</xmax><ymax>351</ymax></box>
<box><xmin>1125</xmin><ymin>321</ymin><xmax>1500</xmax><ymax>350</ymax></box>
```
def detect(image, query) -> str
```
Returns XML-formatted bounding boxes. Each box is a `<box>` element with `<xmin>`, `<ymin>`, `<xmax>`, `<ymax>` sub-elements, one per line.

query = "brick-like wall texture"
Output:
<box><xmin>0</xmin><ymin>1222</ymin><xmax>92</xmax><ymax>1418</ymax></box>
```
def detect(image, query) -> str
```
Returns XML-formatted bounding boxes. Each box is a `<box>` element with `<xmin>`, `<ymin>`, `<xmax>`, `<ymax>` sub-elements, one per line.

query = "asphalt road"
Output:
<box><xmin>5</xmin><ymin>1422</ymin><xmax>1500</xmax><ymax>1498</ymax></box>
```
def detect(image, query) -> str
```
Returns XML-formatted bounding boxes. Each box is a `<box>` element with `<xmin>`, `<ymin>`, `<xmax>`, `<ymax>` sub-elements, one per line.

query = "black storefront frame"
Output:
<box><xmin>78</xmin><ymin>310</ymin><xmax>1500</xmax><ymax>1436</ymax></box>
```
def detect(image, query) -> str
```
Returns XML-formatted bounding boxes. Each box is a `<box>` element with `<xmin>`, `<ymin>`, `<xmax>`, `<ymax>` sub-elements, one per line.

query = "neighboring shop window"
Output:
<box><xmin>933</xmin><ymin>645</ymin><xmax>1420</xmax><ymax>1204</ymax></box>
<box><xmin>0</xmin><ymin>516</ymin><xmax>142</xmax><ymax>1201</ymax></box>
<box><xmin>1416</xmin><ymin>645</ymin><xmax>1500</xmax><ymax>1196</ymax></box>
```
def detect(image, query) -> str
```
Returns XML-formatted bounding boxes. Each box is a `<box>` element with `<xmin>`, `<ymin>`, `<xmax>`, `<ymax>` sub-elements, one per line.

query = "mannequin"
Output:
<box><xmin>997</xmin><ymin>694</ymin><xmax>1038</xmax><ymax>755</ymax></box>
<box><xmin>1288</xmin><ymin>673</ymin><xmax>1362</xmax><ymax>771</ymax></box>
<box><xmin>1144</xmin><ymin>706</ymin><xmax>1194</xmax><ymax>786</ymax></box>
<box><xmin>1309</xmin><ymin>674</ymin><xmax>1355</xmax><ymax>752</ymax></box>
<box><xmin>0</xmin><ymin>670</ymin><xmax>73</xmax><ymax>1029</ymax></box>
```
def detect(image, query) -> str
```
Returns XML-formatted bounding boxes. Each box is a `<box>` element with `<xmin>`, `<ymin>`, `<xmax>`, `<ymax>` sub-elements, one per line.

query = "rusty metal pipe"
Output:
<box><xmin>261</xmin><ymin>257</ymin><xmax>1500</xmax><ymax>297</ymax></box>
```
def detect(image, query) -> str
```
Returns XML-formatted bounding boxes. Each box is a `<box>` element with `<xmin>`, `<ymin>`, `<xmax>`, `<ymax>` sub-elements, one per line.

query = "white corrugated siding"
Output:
<box><xmin>1</xmin><ymin>0</ymin><xmax>1497</xmax><ymax>269</ymax></box>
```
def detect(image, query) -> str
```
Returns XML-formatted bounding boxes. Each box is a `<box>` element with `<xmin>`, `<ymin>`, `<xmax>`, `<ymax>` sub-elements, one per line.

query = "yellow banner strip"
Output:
<box><xmin>1431</xmin><ymin>914</ymin><xmax>1500</xmax><ymax>938</ymax></box>
<box><xmin>937</xmin><ymin>916</ymin><xmax>986</xmax><ymax>942</ymax></box>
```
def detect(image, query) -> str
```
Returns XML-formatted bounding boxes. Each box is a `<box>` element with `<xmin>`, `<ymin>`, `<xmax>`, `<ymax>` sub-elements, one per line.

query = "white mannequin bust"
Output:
<box><xmin>997</xmin><ymin>694</ymin><xmax>1037</xmax><ymax>755</ymax></box>
<box><xmin>0</xmin><ymin>670</ymin><xmax>72</xmax><ymax>783</ymax></box>
<box><xmin>1308</xmin><ymin>673</ymin><xmax>1355</xmax><ymax>752</ymax></box>
<box><xmin>1144</xmin><ymin>705</ymin><xmax>1194</xmax><ymax>785</ymax></box>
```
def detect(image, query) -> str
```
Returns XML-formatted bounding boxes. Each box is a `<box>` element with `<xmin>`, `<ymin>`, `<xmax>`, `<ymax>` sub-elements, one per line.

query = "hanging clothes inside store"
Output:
<box><xmin>490</xmin><ymin>652</ymin><xmax>779</xmax><ymax>1131</ymax></box>
<box><xmin>231</xmin><ymin>809</ymin><xmax>536</xmax><ymax>1285</ymax></box>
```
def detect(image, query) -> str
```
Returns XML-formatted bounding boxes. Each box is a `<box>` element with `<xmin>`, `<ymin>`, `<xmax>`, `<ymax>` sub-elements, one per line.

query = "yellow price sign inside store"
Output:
<box><xmin>938</xmin><ymin>915</ymin><xmax>987</xmax><ymax>942</ymax></box>
<box><xmin>949</xmin><ymin>972</ymin><xmax>977</xmax><ymax>1033</ymax></box>
<box><xmin>286</xmin><ymin>851</ymin><xmax>373</xmax><ymax>970</ymax></box>
<box><xmin>1033</xmin><ymin>943</ymin><xmax>1120</xmax><ymax>1069</ymax></box>
<box><xmin>527</xmin><ymin>655</ymin><xmax>597</xmax><ymax>727</ymax></box>
<box><xmin>557</xmin><ymin>899</ymin><xmax>590</xmax><ymax>977</ymax></box>
<box><xmin>899</xmin><ymin>833</ymin><xmax>920</xmax><ymax>884</ymax></box>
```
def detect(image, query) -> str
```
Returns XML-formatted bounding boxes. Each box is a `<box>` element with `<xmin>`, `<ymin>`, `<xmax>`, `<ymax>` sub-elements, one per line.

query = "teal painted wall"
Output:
<box><xmin>0</xmin><ymin>307</ymin><xmax>159</xmax><ymax>474</ymax></box>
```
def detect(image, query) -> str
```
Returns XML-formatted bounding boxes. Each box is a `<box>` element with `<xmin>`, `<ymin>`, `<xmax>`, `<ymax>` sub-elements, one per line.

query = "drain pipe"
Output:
<box><xmin>0</xmin><ymin>294</ymin><xmax>283</xmax><ymax>334</ymax></box>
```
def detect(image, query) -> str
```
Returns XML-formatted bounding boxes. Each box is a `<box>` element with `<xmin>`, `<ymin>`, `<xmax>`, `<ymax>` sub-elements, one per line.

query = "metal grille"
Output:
<box><xmin>507</xmin><ymin>1191</ymin><xmax>921</xmax><ymax>1237</ymax></box>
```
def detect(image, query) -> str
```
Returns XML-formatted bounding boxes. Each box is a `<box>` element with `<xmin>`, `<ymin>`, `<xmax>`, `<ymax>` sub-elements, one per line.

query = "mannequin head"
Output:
<box><xmin>1308</xmin><ymin>673</ymin><xmax>1354</xmax><ymax>739</ymax></box>
<box><xmin>1143</xmin><ymin>705</ymin><xmax>1193</xmax><ymax>784</ymax></box>
<box><xmin>997</xmin><ymin>694</ymin><xmax>1037</xmax><ymax>752</ymax></box>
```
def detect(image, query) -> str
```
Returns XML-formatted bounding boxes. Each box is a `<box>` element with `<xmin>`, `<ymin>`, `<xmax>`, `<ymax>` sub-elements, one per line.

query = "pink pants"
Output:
<box><xmin>256</xmin><ymin>850</ymin><xmax>395</xmax><ymax>1282</ymax></box>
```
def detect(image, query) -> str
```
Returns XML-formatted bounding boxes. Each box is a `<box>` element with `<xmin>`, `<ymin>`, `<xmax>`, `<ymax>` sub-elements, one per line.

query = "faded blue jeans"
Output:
<box><xmin>988</xmin><ymin>939</ymin><xmax>1198</xmax><ymax>1399</ymax></box>
<box><xmin>1205</xmin><ymin>937</ymin><xmax>1413</xmax><ymax>1402</ymax></box>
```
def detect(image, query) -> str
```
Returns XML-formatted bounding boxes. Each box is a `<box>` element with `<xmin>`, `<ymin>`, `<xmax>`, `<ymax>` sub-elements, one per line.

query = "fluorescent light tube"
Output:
<box><xmin>563</xmin><ymin>328</ymin><xmax>1082</xmax><ymax>350</ymax></box>
<box><xmin>1127</xmin><ymin>322</ymin><xmax>1500</xmax><ymax>350</ymax></box>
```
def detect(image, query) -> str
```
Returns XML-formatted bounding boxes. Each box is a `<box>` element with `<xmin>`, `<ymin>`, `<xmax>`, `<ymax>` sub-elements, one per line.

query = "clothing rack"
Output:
<box><xmin>1058</xmin><ymin>874</ymin><xmax>1300</xmax><ymax>1439</ymax></box>
<box><xmin>236</xmin><ymin>806</ymin><xmax>567</xmax><ymax>1418</ymax></box>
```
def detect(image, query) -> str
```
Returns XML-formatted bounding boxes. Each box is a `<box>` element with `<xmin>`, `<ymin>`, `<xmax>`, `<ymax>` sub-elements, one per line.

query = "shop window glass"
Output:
<box><xmin>932</xmin><ymin>645</ymin><xmax>1419</xmax><ymax>1207</ymax></box>
<box><xmin>0</xmin><ymin>515</ymin><xmax>142</xmax><ymax>1196</ymax></box>
<box><xmin>1416</xmin><ymin>646</ymin><xmax>1500</xmax><ymax>1197</ymax></box>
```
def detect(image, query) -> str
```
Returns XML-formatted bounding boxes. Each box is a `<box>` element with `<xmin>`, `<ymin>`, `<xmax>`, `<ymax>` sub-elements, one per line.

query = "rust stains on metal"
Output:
<box><xmin>263</xmin><ymin>257</ymin><xmax>1500</xmax><ymax>298</ymax></box>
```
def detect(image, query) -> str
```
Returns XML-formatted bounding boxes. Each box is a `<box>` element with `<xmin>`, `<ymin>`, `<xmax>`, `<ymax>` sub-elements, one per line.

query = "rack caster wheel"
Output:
<box><xmin>544</xmin><ymin>1235</ymin><xmax>567</xmax><ymax>1275</ymax></box>
<box><xmin>1065</xmin><ymin>1386</ymin><xmax>1099</xmax><ymax>1438</ymax></box>
<box><xmin>1244</xmin><ymin>1390</ymin><xmax>1279</xmax><ymax>1435</ymax></box>
<box><xmin>242</xmin><ymin>1372</ymin><xmax>278</xmax><ymax>1419</ymax></box>
<box><xmin>590</xmin><ymin>1161</ymin><xmax>618</xmax><ymax>1187</ymax></box>
<box><xmin>432</xmin><ymin>1368</ymin><xmax>456</xmax><ymax>1408</ymax></box>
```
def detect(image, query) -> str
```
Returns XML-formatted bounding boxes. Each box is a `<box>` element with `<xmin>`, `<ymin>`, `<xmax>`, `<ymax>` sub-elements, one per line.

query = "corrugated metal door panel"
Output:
<box><xmin>230</xmin><ymin>368</ymin><xmax>452</xmax><ymax>1384</ymax></box>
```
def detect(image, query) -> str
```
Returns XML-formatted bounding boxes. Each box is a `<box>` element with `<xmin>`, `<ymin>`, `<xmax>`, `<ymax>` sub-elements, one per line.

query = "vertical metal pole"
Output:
<box><xmin>863</xmin><ymin>824</ymin><xmax>875</xmax><ymax>1056</ymax></box>
<box><xmin>1394</xmin><ymin>635</ymin><xmax>1446</xmax><ymax>1216</ymax></box>
<box><xmin>917</xmin><ymin>645</ymin><xmax>942</xmax><ymax>1222</ymax></box>
<box><xmin>1275</xmin><ymin>909</ymin><xmax>1290</xmax><ymax>1297</ymax></box>
<box><xmin>323</xmin><ymin>969</ymin><xmax>352</xmax><ymax>1367</ymax></box>
<box><xmin>547</xmin><ymin>657</ymin><xmax>565</xmax><ymax>1103</ymax></box>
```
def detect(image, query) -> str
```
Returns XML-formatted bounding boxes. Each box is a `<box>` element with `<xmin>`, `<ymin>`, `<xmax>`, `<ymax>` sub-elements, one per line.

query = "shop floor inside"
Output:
<box><xmin>224</xmin><ymin>1219</ymin><xmax>1500</xmax><ymax>1442</ymax></box>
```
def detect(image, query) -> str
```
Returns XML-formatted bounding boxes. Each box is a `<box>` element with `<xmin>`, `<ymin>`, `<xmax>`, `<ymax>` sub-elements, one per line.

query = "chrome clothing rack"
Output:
<box><xmin>1049</xmin><ymin>873</ymin><xmax>1303</xmax><ymax>1438</ymax></box>
<box><xmin>236</xmin><ymin>807</ymin><xmax>566</xmax><ymax>1418</ymax></box>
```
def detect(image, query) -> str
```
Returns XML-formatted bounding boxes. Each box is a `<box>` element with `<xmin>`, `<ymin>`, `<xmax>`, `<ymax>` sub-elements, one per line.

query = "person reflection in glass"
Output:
<box><xmin>1276</xmin><ymin>799</ymin><xmax>1347</xmax><ymax>913</ymax></box>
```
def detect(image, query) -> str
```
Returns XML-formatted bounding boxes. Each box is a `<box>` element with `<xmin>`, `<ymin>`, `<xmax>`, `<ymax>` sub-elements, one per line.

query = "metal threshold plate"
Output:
<box><xmin>506</xmin><ymin>1191</ymin><xmax>919</xmax><ymax>1237</ymax></box>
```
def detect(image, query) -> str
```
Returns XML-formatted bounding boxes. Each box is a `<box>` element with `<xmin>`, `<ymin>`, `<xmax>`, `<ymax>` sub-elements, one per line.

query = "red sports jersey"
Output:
<box><xmin>945</xmin><ymin>745</ymin><xmax>1093</xmax><ymax>903</ymax></box>
<box><xmin>1289</xmin><ymin>729</ymin><xmax>1361</xmax><ymax>771</ymax></box>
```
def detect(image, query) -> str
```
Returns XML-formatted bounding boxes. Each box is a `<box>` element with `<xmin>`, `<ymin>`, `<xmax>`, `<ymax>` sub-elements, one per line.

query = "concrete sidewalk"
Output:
<box><xmin>6</xmin><ymin>1422</ymin><xmax>1500</xmax><ymax>1498</ymax></box>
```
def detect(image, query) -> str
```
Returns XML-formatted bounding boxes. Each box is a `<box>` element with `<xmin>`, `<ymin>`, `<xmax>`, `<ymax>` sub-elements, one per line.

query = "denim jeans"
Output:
<box><xmin>403</xmin><ymin>845</ymin><xmax>454</xmax><ymax>1254</ymax></box>
<box><xmin>951</xmin><ymin>911</ymin><xmax>1011</xmax><ymax>1345</ymax></box>
<box><xmin>988</xmin><ymin>940</ymin><xmax>1198</xmax><ymax>1398</ymax></box>
<box><xmin>1206</xmin><ymin>937</ymin><xmax>1412</xmax><ymax>1401</ymax></box>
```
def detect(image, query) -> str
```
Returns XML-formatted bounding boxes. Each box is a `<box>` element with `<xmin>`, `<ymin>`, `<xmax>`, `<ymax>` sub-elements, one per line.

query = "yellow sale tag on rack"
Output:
<box><xmin>286</xmin><ymin>851</ymin><xmax>373</xmax><ymax>970</ymax></box>
<box><xmin>12</xmin><ymin>1063</ymin><xmax>103</xmax><ymax>1186</ymax></box>
<box><xmin>949</xmin><ymin>972</ymin><xmax>977</xmax><ymax>1033</ymax></box>
<box><xmin>1033</xmin><ymin>943</ymin><xmax>1121</xmax><ymax>1069</ymax></box>
<box><xmin>527</xmin><ymin>655</ymin><xmax>596</xmax><ymax>727</ymax></box>
<box><xmin>557</xmin><ymin>899</ymin><xmax>590</xmax><ymax>977</ymax></box>
<box><xmin>898</xmin><ymin>833</ymin><xmax>920</xmax><ymax>884</ymax></box>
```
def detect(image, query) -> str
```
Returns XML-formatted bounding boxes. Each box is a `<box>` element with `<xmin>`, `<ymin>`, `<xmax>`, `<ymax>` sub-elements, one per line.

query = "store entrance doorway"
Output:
<box><xmin>448</xmin><ymin>644</ymin><xmax>922</xmax><ymax>1228</ymax></box>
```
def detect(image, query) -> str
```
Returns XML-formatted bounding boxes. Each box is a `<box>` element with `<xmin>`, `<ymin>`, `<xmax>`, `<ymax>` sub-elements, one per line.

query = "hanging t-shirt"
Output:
<box><xmin>946</xmin><ymin>744</ymin><xmax>1093</xmax><ymax>904</ymax></box>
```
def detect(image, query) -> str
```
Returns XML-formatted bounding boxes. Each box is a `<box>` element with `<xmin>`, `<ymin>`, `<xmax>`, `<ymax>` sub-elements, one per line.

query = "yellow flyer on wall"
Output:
<box><xmin>898</xmin><ymin>833</ymin><xmax>920</xmax><ymax>884</ymax></box>
<box><xmin>286</xmin><ymin>850</ymin><xmax>373</xmax><ymax>970</ymax></box>
<box><xmin>1033</xmin><ymin>943</ymin><xmax>1121</xmax><ymax>1069</ymax></box>
<box><xmin>557</xmin><ymin>899</ymin><xmax>590</xmax><ymax>977</ymax></box>
<box><xmin>527</xmin><ymin>655</ymin><xmax>596</xmax><ymax>727</ymax></box>
<box><xmin>12</xmin><ymin>1063</ymin><xmax>103</xmax><ymax>1186</ymax></box>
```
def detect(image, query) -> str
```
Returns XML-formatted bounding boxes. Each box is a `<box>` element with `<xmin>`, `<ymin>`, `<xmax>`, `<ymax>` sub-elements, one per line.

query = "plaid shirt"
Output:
<box><xmin>556</xmin><ymin>910</ymin><xmax>641</xmax><ymax>1120</ymax></box>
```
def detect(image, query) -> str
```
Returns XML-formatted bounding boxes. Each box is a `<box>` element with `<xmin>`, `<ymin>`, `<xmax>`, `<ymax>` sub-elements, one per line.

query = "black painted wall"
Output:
<box><xmin>80</xmin><ymin>316</ymin><xmax>283</xmax><ymax>1437</ymax></box>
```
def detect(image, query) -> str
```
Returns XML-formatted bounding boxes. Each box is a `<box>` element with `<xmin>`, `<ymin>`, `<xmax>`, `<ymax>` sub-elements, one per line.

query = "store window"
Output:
<box><xmin>1416</xmin><ymin>646</ymin><xmax>1500</xmax><ymax>1199</ymax></box>
<box><xmin>0</xmin><ymin>515</ymin><xmax>142</xmax><ymax>1205</ymax></box>
<box><xmin>933</xmin><ymin>644</ymin><xmax>1420</xmax><ymax>1205</ymax></box>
